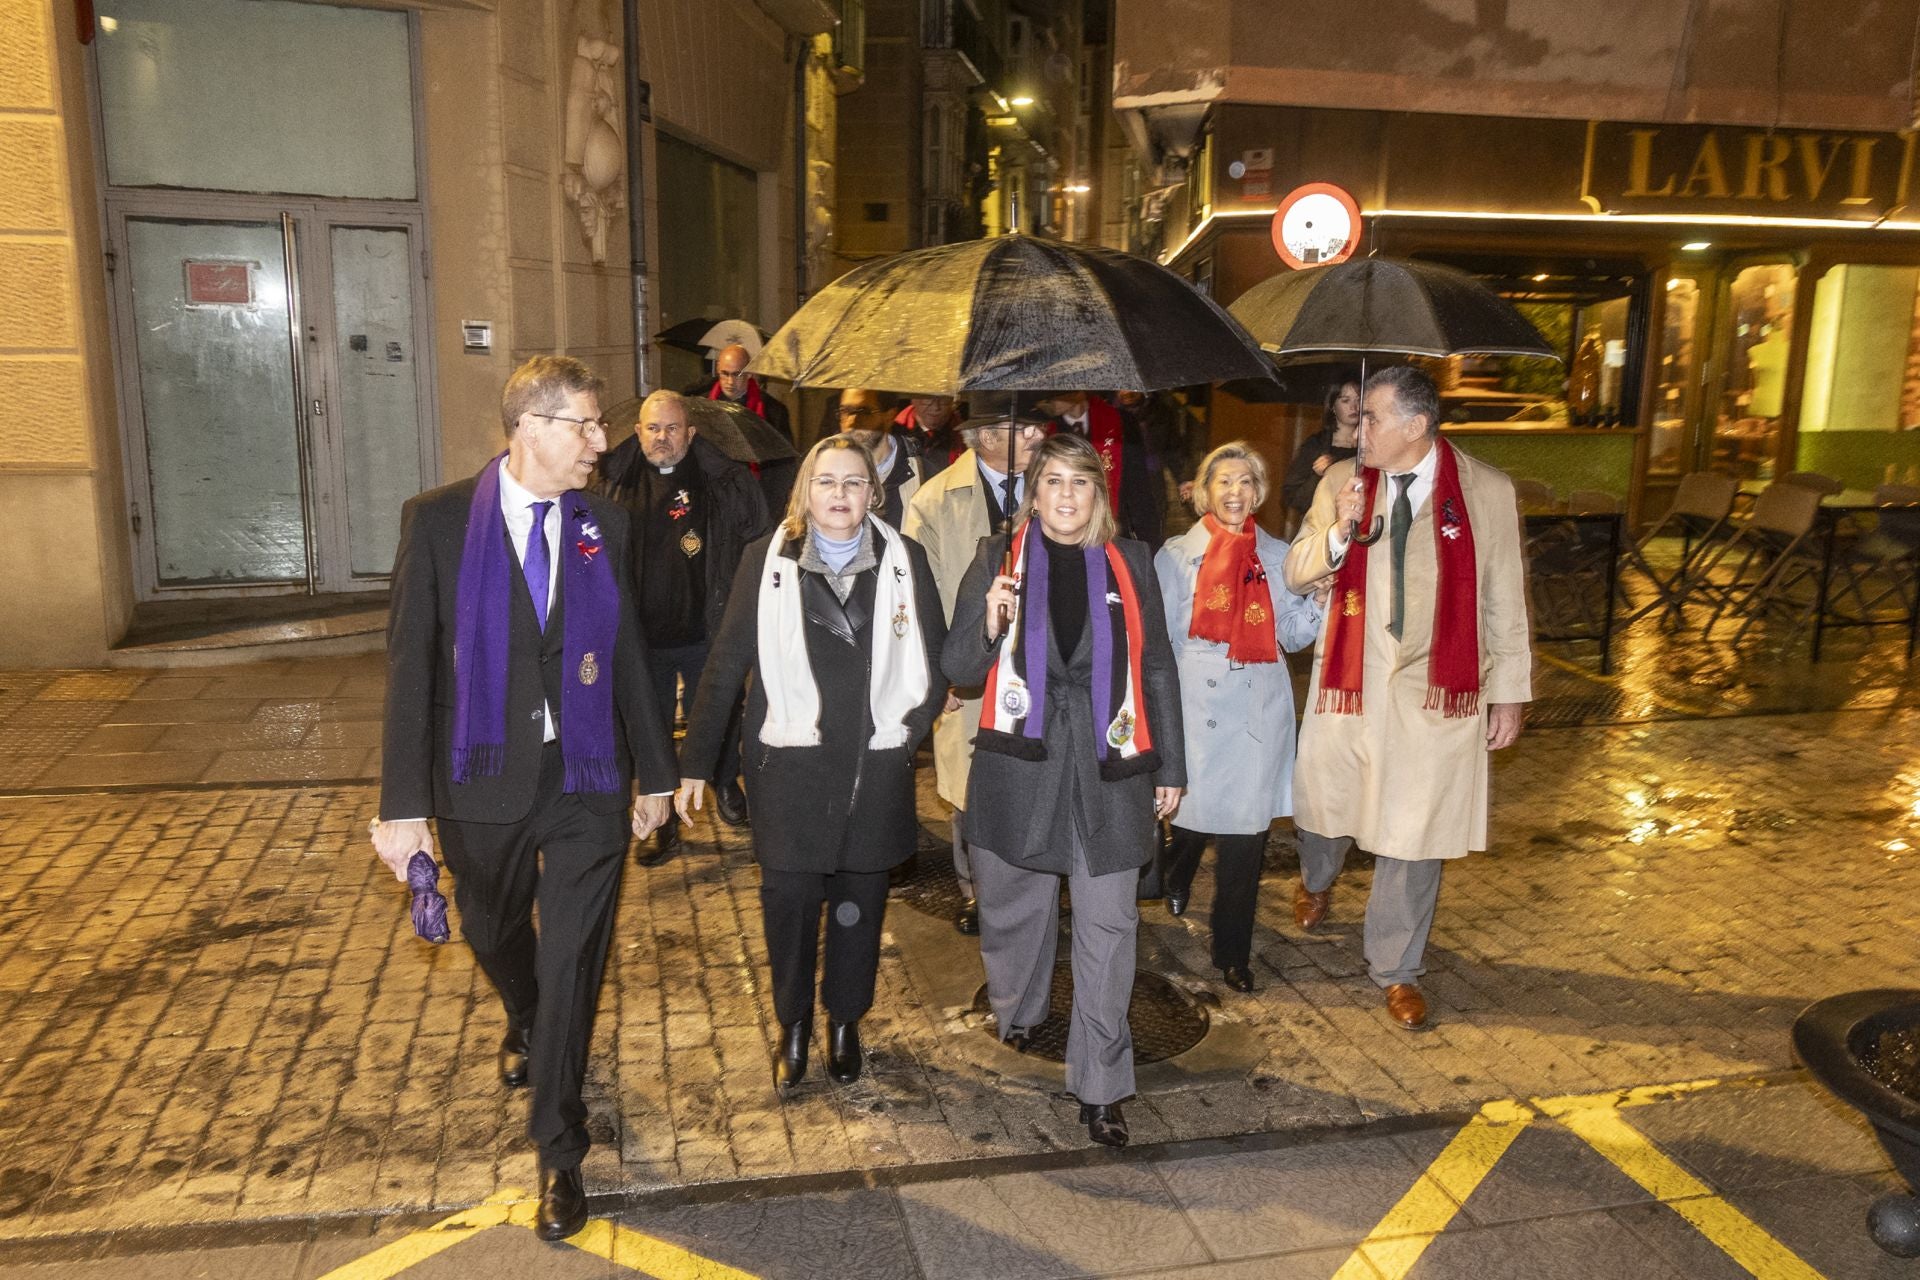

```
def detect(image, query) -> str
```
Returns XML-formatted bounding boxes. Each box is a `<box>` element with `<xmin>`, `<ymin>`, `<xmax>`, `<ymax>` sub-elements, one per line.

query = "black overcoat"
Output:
<box><xmin>942</xmin><ymin>532</ymin><xmax>1186</xmax><ymax>877</ymax></box>
<box><xmin>379</xmin><ymin>475</ymin><xmax>678</xmax><ymax>824</ymax></box>
<box><xmin>679</xmin><ymin>526</ymin><xmax>947</xmax><ymax>874</ymax></box>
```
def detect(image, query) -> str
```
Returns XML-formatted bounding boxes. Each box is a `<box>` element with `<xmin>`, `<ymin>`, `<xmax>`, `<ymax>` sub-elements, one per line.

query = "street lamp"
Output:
<box><xmin>1009</xmin><ymin>94</ymin><xmax>1035</xmax><ymax>107</ymax></box>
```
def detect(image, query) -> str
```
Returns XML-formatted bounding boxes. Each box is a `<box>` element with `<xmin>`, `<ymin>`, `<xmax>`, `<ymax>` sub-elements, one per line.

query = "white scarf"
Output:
<box><xmin>756</xmin><ymin>517</ymin><xmax>929</xmax><ymax>750</ymax></box>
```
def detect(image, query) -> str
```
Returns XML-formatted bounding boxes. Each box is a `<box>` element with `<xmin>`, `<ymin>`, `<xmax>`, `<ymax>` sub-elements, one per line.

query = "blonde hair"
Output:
<box><xmin>1190</xmin><ymin>441</ymin><xmax>1270</xmax><ymax>517</ymax></box>
<box><xmin>1016</xmin><ymin>433</ymin><xmax>1118</xmax><ymax>548</ymax></box>
<box><xmin>500</xmin><ymin>355</ymin><xmax>603</xmax><ymax>436</ymax></box>
<box><xmin>781</xmin><ymin>434</ymin><xmax>886</xmax><ymax>539</ymax></box>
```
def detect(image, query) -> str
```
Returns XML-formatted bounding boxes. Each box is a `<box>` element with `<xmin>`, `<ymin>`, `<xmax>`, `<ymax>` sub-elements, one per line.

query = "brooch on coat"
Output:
<box><xmin>669</xmin><ymin>490</ymin><xmax>691</xmax><ymax>520</ymax></box>
<box><xmin>1440</xmin><ymin>497</ymin><xmax>1465</xmax><ymax>541</ymax></box>
<box><xmin>575</xmin><ymin>506</ymin><xmax>602</xmax><ymax>562</ymax></box>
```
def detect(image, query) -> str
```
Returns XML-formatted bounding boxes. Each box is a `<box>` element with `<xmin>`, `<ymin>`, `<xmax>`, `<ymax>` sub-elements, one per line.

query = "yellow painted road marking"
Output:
<box><xmin>1554</xmin><ymin>1105</ymin><xmax>1827</xmax><ymax>1280</ymax></box>
<box><xmin>313</xmin><ymin>1190</ymin><xmax>525</xmax><ymax>1280</ymax></box>
<box><xmin>1331</xmin><ymin>1100</ymin><xmax>1535</xmax><ymax>1280</ymax></box>
<box><xmin>569</xmin><ymin>1219</ymin><xmax>762</xmax><ymax>1279</ymax></box>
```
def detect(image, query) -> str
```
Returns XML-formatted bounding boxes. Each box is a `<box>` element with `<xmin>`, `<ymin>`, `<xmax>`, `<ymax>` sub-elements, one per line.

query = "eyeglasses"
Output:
<box><xmin>811</xmin><ymin>476</ymin><xmax>874</xmax><ymax>495</ymax></box>
<box><xmin>836</xmin><ymin>404</ymin><xmax>890</xmax><ymax>419</ymax></box>
<box><xmin>531</xmin><ymin>412</ymin><xmax>610</xmax><ymax>438</ymax></box>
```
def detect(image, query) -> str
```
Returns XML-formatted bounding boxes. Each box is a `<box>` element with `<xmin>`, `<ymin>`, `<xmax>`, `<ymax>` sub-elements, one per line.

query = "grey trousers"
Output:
<box><xmin>1296</xmin><ymin>830</ymin><xmax>1443</xmax><ymax>989</ymax></box>
<box><xmin>951</xmin><ymin>809</ymin><xmax>975</xmax><ymax>900</ymax></box>
<box><xmin>973</xmin><ymin>843</ymin><xmax>1138</xmax><ymax>1106</ymax></box>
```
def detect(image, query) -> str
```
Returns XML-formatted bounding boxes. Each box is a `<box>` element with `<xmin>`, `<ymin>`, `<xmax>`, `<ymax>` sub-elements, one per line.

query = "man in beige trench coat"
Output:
<box><xmin>1284</xmin><ymin>366</ymin><xmax>1531</xmax><ymax>1030</ymax></box>
<box><xmin>903</xmin><ymin>395</ymin><xmax>1046</xmax><ymax>933</ymax></box>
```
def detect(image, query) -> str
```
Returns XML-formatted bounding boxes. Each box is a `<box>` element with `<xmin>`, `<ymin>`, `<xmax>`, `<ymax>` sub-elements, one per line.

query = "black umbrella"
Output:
<box><xmin>1229</xmin><ymin>258</ymin><xmax>1556</xmax><ymax>543</ymax></box>
<box><xmin>749</xmin><ymin>234</ymin><xmax>1274</xmax><ymax>395</ymax></box>
<box><xmin>1228</xmin><ymin>258</ymin><xmax>1558</xmax><ymax>363</ymax></box>
<box><xmin>603</xmin><ymin>395</ymin><xmax>797</xmax><ymax>466</ymax></box>
<box><xmin>653</xmin><ymin>318</ymin><xmax>770</xmax><ymax>355</ymax></box>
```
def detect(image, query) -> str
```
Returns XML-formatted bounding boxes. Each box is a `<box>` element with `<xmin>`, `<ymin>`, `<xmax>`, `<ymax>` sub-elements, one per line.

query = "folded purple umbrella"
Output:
<box><xmin>407</xmin><ymin>851</ymin><xmax>451</xmax><ymax>944</ymax></box>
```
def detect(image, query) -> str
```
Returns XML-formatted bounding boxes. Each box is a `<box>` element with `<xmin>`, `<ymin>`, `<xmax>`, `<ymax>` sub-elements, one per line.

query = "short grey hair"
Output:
<box><xmin>638</xmin><ymin>388</ymin><xmax>689</xmax><ymax>421</ymax></box>
<box><xmin>1190</xmin><ymin>441</ymin><xmax>1270</xmax><ymax>516</ymax></box>
<box><xmin>1365</xmin><ymin>365</ymin><xmax>1442</xmax><ymax>438</ymax></box>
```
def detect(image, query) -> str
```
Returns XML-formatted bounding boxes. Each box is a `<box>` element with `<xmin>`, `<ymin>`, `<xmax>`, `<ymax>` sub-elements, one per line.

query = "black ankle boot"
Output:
<box><xmin>827</xmin><ymin>1020</ymin><xmax>862</xmax><ymax>1084</ymax></box>
<box><xmin>1079</xmin><ymin>1102</ymin><xmax>1129</xmax><ymax>1147</ymax></box>
<box><xmin>774</xmin><ymin>1019</ymin><xmax>809</xmax><ymax>1090</ymax></box>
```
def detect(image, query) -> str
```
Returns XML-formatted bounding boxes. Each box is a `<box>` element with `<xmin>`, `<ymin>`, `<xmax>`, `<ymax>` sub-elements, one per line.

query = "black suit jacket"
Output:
<box><xmin>380</xmin><ymin>475</ymin><xmax>678</xmax><ymax>825</ymax></box>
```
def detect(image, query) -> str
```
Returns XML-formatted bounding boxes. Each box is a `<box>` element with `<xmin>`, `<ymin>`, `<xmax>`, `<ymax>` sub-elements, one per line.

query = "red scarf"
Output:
<box><xmin>1063</xmin><ymin>396</ymin><xmax>1125</xmax><ymax>513</ymax></box>
<box><xmin>1318</xmin><ymin>439</ymin><xmax>1480</xmax><ymax>718</ymax></box>
<box><xmin>1189</xmin><ymin>514</ymin><xmax>1278</xmax><ymax>664</ymax></box>
<box><xmin>709</xmin><ymin>376</ymin><xmax>765</xmax><ymax>418</ymax></box>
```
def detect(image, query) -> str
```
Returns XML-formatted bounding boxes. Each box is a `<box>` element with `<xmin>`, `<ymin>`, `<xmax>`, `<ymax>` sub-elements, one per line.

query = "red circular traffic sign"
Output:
<box><xmin>1270</xmin><ymin>183</ymin><xmax>1362</xmax><ymax>270</ymax></box>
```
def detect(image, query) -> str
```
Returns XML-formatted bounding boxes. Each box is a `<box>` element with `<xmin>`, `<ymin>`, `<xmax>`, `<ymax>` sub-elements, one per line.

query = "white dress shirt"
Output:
<box><xmin>1327</xmin><ymin>439</ymin><xmax>1440</xmax><ymax>564</ymax></box>
<box><xmin>498</xmin><ymin>462</ymin><xmax>560</xmax><ymax>742</ymax></box>
<box><xmin>977</xmin><ymin>457</ymin><xmax>1024</xmax><ymax>510</ymax></box>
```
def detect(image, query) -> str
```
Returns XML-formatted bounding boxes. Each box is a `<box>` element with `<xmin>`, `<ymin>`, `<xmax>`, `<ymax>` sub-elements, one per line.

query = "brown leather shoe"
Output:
<box><xmin>1385</xmin><ymin>983</ymin><xmax>1429</xmax><ymax>1030</ymax></box>
<box><xmin>1293</xmin><ymin>882</ymin><xmax>1331</xmax><ymax>930</ymax></box>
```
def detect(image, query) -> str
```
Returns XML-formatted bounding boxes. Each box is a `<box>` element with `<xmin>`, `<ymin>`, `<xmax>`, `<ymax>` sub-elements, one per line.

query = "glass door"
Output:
<box><xmin>1706</xmin><ymin>261</ymin><xmax>1798</xmax><ymax>484</ymax></box>
<box><xmin>110</xmin><ymin>203</ymin><xmax>434</xmax><ymax>598</ymax></box>
<box><xmin>118</xmin><ymin>214</ymin><xmax>312</xmax><ymax>589</ymax></box>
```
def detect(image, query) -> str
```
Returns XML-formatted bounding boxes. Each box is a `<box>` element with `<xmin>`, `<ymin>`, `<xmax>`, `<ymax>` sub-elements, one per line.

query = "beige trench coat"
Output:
<box><xmin>1283</xmin><ymin>449</ymin><xmax>1532</xmax><ymax>861</ymax></box>
<box><xmin>902</xmin><ymin>449</ymin><xmax>996</xmax><ymax>811</ymax></box>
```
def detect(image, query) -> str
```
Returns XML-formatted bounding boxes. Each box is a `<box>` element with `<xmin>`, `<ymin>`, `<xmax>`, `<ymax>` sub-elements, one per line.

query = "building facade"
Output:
<box><xmin>0</xmin><ymin>0</ymin><xmax>838</xmax><ymax>665</ymax></box>
<box><xmin>1113</xmin><ymin>0</ymin><xmax>1920</xmax><ymax>525</ymax></box>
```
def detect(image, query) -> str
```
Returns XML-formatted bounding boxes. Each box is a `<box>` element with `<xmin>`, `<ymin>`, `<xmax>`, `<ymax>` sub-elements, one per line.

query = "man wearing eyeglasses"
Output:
<box><xmin>374</xmin><ymin>356</ymin><xmax>677</xmax><ymax>1242</ymax></box>
<box><xmin>594</xmin><ymin>390</ymin><xmax>771</xmax><ymax>853</ymax></box>
<box><xmin>837</xmin><ymin>388</ymin><xmax>925</xmax><ymax>530</ymax></box>
<box><xmin>903</xmin><ymin>393</ymin><xmax>1047</xmax><ymax>933</ymax></box>
<box><xmin>688</xmin><ymin>342</ymin><xmax>793</xmax><ymax>444</ymax></box>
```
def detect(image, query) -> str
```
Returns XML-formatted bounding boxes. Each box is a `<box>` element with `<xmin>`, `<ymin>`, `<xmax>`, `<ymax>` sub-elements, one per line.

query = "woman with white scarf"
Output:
<box><xmin>679</xmin><ymin>435</ymin><xmax>946</xmax><ymax>1091</ymax></box>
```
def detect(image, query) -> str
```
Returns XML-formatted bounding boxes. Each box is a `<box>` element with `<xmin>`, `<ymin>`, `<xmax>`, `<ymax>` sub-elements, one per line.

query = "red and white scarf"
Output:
<box><xmin>1189</xmin><ymin>514</ymin><xmax>1278</xmax><ymax>665</ymax></box>
<box><xmin>977</xmin><ymin>520</ymin><xmax>1158</xmax><ymax>780</ymax></box>
<box><xmin>1319</xmin><ymin>439</ymin><xmax>1481</xmax><ymax>718</ymax></box>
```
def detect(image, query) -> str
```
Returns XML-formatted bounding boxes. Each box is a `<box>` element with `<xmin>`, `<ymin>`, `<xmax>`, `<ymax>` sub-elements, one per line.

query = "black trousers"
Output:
<box><xmin>647</xmin><ymin>640</ymin><xmax>742</xmax><ymax>788</ymax></box>
<box><xmin>438</xmin><ymin>744</ymin><xmax>627</xmax><ymax>1170</ymax></box>
<box><xmin>1164</xmin><ymin>825</ymin><xmax>1268</xmax><ymax>969</ymax></box>
<box><xmin>757</xmin><ymin>867</ymin><xmax>891</xmax><ymax>1026</ymax></box>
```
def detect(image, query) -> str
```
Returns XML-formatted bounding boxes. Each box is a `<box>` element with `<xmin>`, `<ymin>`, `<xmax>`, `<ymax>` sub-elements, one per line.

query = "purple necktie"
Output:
<box><xmin>524</xmin><ymin>500</ymin><xmax>552</xmax><ymax>631</ymax></box>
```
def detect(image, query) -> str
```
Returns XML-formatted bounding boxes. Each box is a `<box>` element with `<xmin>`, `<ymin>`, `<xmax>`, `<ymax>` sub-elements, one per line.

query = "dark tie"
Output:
<box><xmin>1388</xmin><ymin>473</ymin><xmax>1414</xmax><ymax>641</ymax></box>
<box><xmin>524</xmin><ymin>500</ymin><xmax>552</xmax><ymax>631</ymax></box>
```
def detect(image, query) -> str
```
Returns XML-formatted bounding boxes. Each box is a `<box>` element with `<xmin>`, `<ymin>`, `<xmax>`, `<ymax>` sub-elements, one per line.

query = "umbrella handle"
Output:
<box><xmin>1351</xmin><ymin>515</ymin><xmax>1386</xmax><ymax>546</ymax></box>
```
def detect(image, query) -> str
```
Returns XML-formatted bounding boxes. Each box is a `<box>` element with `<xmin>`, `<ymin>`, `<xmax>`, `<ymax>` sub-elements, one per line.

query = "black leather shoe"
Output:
<box><xmin>498</xmin><ymin>1026</ymin><xmax>529</xmax><ymax>1089</ymax></box>
<box><xmin>535</xmin><ymin>1162</ymin><xmax>587</xmax><ymax>1241</ymax></box>
<box><xmin>1080</xmin><ymin>1102</ymin><xmax>1128</xmax><ymax>1147</ymax></box>
<box><xmin>715</xmin><ymin>778</ymin><xmax>750</xmax><ymax>828</ymax></box>
<box><xmin>955</xmin><ymin>899</ymin><xmax>979</xmax><ymax>935</ymax></box>
<box><xmin>1001</xmin><ymin>1026</ymin><xmax>1031</xmax><ymax>1054</ymax></box>
<box><xmin>774</xmin><ymin>1019</ymin><xmax>809</xmax><ymax>1090</ymax></box>
<box><xmin>1165</xmin><ymin>890</ymin><xmax>1189</xmax><ymax>917</ymax></box>
<box><xmin>1221</xmin><ymin>965</ymin><xmax>1256</xmax><ymax>993</ymax></box>
<box><xmin>827</xmin><ymin>1020</ymin><xmax>862</xmax><ymax>1084</ymax></box>
<box><xmin>635</xmin><ymin>817</ymin><xmax>680</xmax><ymax>867</ymax></box>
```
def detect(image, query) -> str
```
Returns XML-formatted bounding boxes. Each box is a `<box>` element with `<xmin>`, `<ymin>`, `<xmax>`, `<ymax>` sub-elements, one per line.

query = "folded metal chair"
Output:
<box><xmin>1622</xmin><ymin>471</ymin><xmax>1738</xmax><ymax>625</ymax></box>
<box><xmin>1697</xmin><ymin>482</ymin><xmax>1824</xmax><ymax>644</ymax></box>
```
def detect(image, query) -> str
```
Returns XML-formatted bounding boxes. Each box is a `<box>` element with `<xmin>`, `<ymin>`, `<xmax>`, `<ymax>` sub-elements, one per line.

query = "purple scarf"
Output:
<box><xmin>451</xmin><ymin>454</ymin><xmax>622</xmax><ymax>794</ymax></box>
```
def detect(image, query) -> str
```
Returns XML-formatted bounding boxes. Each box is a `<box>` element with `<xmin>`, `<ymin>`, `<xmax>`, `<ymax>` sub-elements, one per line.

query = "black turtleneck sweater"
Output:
<box><xmin>1042</xmin><ymin>530</ymin><xmax>1088</xmax><ymax>659</ymax></box>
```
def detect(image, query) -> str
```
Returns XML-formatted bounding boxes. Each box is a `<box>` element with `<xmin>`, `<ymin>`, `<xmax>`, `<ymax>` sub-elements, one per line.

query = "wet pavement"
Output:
<box><xmin>0</xmin><ymin>612</ymin><xmax>1914</xmax><ymax>1277</ymax></box>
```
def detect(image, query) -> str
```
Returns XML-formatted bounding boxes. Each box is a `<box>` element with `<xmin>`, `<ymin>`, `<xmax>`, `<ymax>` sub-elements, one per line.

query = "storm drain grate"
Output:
<box><xmin>971</xmin><ymin>965</ymin><xmax>1209</xmax><ymax>1065</ymax></box>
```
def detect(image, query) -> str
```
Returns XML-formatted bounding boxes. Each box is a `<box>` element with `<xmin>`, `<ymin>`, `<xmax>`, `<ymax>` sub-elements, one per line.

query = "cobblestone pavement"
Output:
<box><xmin>0</xmin><ymin>623</ymin><xmax>1915</xmax><ymax>1254</ymax></box>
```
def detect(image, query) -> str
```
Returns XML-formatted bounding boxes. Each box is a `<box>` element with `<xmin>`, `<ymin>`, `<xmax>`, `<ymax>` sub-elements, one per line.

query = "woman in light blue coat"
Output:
<box><xmin>1155</xmin><ymin>442</ymin><xmax>1323</xmax><ymax>993</ymax></box>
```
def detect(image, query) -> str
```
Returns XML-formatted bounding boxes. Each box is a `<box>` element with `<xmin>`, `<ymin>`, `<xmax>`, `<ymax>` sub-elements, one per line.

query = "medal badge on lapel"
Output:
<box><xmin>1440</xmin><ymin>497</ymin><xmax>1465</xmax><ymax>541</ymax></box>
<box><xmin>578</xmin><ymin>651</ymin><xmax>600</xmax><ymax>686</ymax></box>
<box><xmin>670</xmin><ymin>490</ymin><xmax>701</xmax><ymax>556</ymax></box>
<box><xmin>1000</xmin><ymin>675</ymin><xmax>1031</xmax><ymax>720</ymax></box>
<box><xmin>575</xmin><ymin>506</ymin><xmax>602</xmax><ymax>562</ymax></box>
<box><xmin>891</xmin><ymin>602</ymin><xmax>909</xmax><ymax>638</ymax></box>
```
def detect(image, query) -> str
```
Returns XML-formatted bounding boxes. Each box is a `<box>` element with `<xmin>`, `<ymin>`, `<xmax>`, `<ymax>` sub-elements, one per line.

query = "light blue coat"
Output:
<box><xmin>1156</xmin><ymin>521</ymin><xmax>1323</xmax><ymax>835</ymax></box>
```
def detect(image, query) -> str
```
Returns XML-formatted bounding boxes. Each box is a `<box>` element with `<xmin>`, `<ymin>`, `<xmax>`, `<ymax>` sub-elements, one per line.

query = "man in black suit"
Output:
<box><xmin>373</xmin><ymin>355</ymin><xmax>676</xmax><ymax>1242</ymax></box>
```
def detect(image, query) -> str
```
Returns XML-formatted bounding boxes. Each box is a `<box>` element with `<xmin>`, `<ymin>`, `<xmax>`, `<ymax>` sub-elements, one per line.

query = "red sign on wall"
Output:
<box><xmin>184</xmin><ymin>260</ymin><xmax>252</xmax><ymax>306</ymax></box>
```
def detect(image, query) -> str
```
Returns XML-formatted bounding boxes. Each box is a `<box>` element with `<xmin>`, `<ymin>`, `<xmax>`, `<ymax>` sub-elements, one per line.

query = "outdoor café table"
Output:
<box><xmin>1808</xmin><ymin>493</ymin><xmax>1920</xmax><ymax>661</ymax></box>
<box><xmin>1522</xmin><ymin>511</ymin><xmax>1624</xmax><ymax>674</ymax></box>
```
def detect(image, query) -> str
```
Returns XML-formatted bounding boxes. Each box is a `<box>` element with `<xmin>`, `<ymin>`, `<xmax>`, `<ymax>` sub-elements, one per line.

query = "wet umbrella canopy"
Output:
<box><xmin>749</xmin><ymin>234</ymin><xmax>1274</xmax><ymax>394</ymax></box>
<box><xmin>653</xmin><ymin>317</ymin><xmax>770</xmax><ymax>355</ymax></box>
<box><xmin>1228</xmin><ymin>258</ymin><xmax>1557</xmax><ymax>363</ymax></box>
<box><xmin>602</xmin><ymin>395</ymin><xmax>797</xmax><ymax>466</ymax></box>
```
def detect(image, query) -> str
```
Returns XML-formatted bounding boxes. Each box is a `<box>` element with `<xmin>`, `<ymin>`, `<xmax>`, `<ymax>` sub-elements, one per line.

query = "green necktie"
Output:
<box><xmin>1388</xmin><ymin>473</ymin><xmax>1414</xmax><ymax>641</ymax></box>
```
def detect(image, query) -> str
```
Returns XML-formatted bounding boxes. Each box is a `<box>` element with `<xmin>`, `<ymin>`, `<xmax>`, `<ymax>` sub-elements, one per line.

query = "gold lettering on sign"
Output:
<box><xmin>1796</xmin><ymin>134</ymin><xmax>1844</xmax><ymax>201</ymax></box>
<box><xmin>1741</xmin><ymin>134</ymin><xmax>1791</xmax><ymax>201</ymax></box>
<box><xmin>1624</xmin><ymin>128</ymin><xmax>1675</xmax><ymax>197</ymax></box>
<box><xmin>1845</xmin><ymin>137</ymin><xmax>1880</xmax><ymax>204</ymax></box>
<box><xmin>1680</xmin><ymin>134</ymin><xmax>1730</xmax><ymax>198</ymax></box>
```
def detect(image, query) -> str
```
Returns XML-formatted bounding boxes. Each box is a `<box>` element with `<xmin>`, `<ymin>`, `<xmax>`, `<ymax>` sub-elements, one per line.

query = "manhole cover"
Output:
<box><xmin>890</xmin><ymin>822</ymin><xmax>971</xmax><ymax>921</ymax></box>
<box><xmin>971</xmin><ymin>964</ymin><xmax>1209</xmax><ymax>1065</ymax></box>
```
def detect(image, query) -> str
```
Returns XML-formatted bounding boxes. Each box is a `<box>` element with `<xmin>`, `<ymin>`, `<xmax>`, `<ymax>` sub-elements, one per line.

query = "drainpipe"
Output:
<box><xmin>794</xmin><ymin>37</ymin><xmax>812</xmax><ymax>307</ymax></box>
<box><xmin>622</xmin><ymin>0</ymin><xmax>652</xmax><ymax>395</ymax></box>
